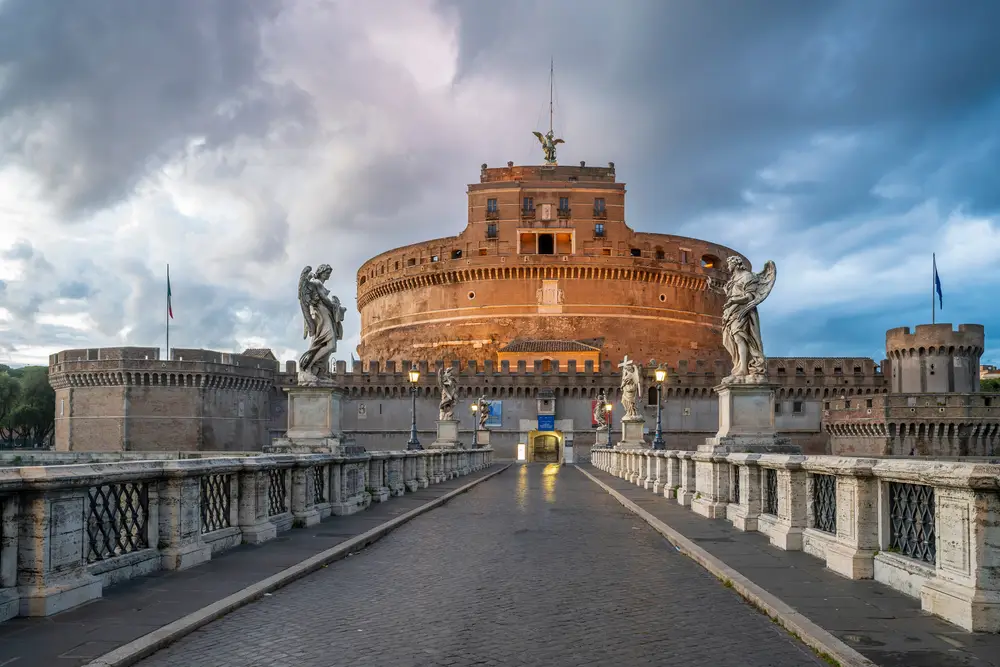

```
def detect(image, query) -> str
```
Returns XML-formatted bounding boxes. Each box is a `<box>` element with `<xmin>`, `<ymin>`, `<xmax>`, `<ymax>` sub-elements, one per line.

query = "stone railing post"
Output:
<box><xmin>692</xmin><ymin>452</ymin><xmax>731</xmax><ymax>519</ymax></box>
<box><xmin>677</xmin><ymin>452</ymin><xmax>696</xmax><ymax>506</ymax></box>
<box><xmin>403</xmin><ymin>452</ymin><xmax>419</xmax><ymax>492</ymax></box>
<box><xmin>756</xmin><ymin>455</ymin><xmax>808</xmax><ymax>550</ymax></box>
<box><xmin>368</xmin><ymin>454</ymin><xmax>390</xmax><ymax>502</ymax></box>
<box><xmin>726</xmin><ymin>454</ymin><xmax>762</xmax><ymax>531</ymax></box>
<box><xmin>652</xmin><ymin>453</ymin><xmax>665</xmax><ymax>494</ymax></box>
<box><xmin>387</xmin><ymin>452</ymin><xmax>406</xmax><ymax>497</ymax></box>
<box><xmin>663</xmin><ymin>451</ymin><xmax>681</xmax><ymax>500</ymax></box>
<box><xmin>415</xmin><ymin>453</ymin><xmax>429</xmax><ymax>488</ymax></box>
<box><xmin>332</xmin><ymin>454</ymin><xmax>371</xmax><ymax>516</ymax></box>
<box><xmin>158</xmin><ymin>461</ymin><xmax>215</xmax><ymax>570</ymax></box>
<box><xmin>290</xmin><ymin>456</ymin><xmax>322</xmax><ymax>528</ymax></box>
<box><xmin>238</xmin><ymin>459</ymin><xmax>277</xmax><ymax>544</ymax></box>
<box><xmin>641</xmin><ymin>453</ymin><xmax>655</xmax><ymax>489</ymax></box>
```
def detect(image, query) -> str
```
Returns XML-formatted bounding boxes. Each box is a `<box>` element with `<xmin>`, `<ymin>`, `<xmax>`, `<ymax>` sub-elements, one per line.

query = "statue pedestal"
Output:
<box><xmin>430</xmin><ymin>419</ymin><xmax>464</xmax><ymax>450</ymax></box>
<box><xmin>697</xmin><ymin>382</ymin><xmax>800</xmax><ymax>454</ymax></box>
<box><xmin>264</xmin><ymin>386</ymin><xmax>365</xmax><ymax>455</ymax></box>
<box><xmin>614</xmin><ymin>417</ymin><xmax>648</xmax><ymax>451</ymax></box>
<box><xmin>476</xmin><ymin>429</ymin><xmax>490</xmax><ymax>448</ymax></box>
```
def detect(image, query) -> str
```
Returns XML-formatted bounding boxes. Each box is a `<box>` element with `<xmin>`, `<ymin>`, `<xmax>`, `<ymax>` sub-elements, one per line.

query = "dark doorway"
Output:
<box><xmin>538</xmin><ymin>234</ymin><xmax>554</xmax><ymax>254</ymax></box>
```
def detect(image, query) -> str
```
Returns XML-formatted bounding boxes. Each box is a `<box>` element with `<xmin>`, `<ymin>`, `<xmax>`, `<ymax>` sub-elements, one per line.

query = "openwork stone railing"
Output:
<box><xmin>0</xmin><ymin>448</ymin><xmax>493</xmax><ymax>622</ymax></box>
<box><xmin>591</xmin><ymin>448</ymin><xmax>1000</xmax><ymax>633</ymax></box>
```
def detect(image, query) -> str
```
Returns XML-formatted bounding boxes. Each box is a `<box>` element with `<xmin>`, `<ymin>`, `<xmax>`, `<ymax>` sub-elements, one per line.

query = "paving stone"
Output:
<box><xmin>139</xmin><ymin>463</ymin><xmax>825</xmax><ymax>667</ymax></box>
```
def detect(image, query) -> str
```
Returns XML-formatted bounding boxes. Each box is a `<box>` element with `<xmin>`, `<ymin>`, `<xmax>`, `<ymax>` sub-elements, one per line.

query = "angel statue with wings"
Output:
<box><xmin>721</xmin><ymin>256</ymin><xmax>777</xmax><ymax>384</ymax></box>
<box><xmin>438</xmin><ymin>367</ymin><xmax>457</xmax><ymax>421</ymax></box>
<box><xmin>619</xmin><ymin>356</ymin><xmax>643</xmax><ymax>420</ymax></box>
<box><xmin>593</xmin><ymin>389</ymin><xmax>608</xmax><ymax>430</ymax></box>
<box><xmin>532</xmin><ymin>129</ymin><xmax>564</xmax><ymax>165</ymax></box>
<box><xmin>296</xmin><ymin>264</ymin><xmax>346</xmax><ymax>385</ymax></box>
<box><xmin>476</xmin><ymin>395</ymin><xmax>491</xmax><ymax>430</ymax></box>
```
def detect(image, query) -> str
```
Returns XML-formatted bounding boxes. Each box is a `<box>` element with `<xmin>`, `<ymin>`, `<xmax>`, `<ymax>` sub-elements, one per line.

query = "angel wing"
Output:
<box><xmin>297</xmin><ymin>266</ymin><xmax>316</xmax><ymax>340</ymax></box>
<box><xmin>735</xmin><ymin>260</ymin><xmax>777</xmax><ymax>322</ymax></box>
<box><xmin>552</xmin><ymin>138</ymin><xmax>565</xmax><ymax>145</ymax></box>
<box><xmin>532</xmin><ymin>131</ymin><xmax>545</xmax><ymax>145</ymax></box>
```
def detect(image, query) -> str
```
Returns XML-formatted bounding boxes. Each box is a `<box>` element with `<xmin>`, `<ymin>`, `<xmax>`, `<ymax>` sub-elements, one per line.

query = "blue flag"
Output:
<box><xmin>933</xmin><ymin>254</ymin><xmax>943</xmax><ymax>309</ymax></box>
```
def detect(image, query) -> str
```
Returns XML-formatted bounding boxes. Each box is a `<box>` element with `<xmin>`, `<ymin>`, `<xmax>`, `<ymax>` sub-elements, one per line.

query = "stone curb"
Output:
<box><xmin>84</xmin><ymin>463</ymin><xmax>512</xmax><ymax>667</ymax></box>
<box><xmin>576</xmin><ymin>465</ymin><xmax>877</xmax><ymax>667</ymax></box>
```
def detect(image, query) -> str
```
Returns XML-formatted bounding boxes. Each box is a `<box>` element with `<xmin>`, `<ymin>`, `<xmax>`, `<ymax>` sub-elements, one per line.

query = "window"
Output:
<box><xmin>478</xmin><ymin>248</ymin><xmax>488</xmax><ymax>256</ymax></box>
<box><xmin>834</xmin><ymin>367</ymin><xmax>843</xmax><ymax>375</ymax></box>
<box><xmin>430</xmin><ymin>255</ymin><xmax>439</xmax><ymax>262</ymax></box>
<box><xmin>866</xmin><ymin>399</ymin><xmax>873</xmax><ymax>408</ymax></box>
<box><xmin>844</xmin><ymin>400</ymin><xmax>851</xmax><ymax>409</ymax></box>
<box><xmin>776</xmin><ymin>367</ymin><xmax>786</xmax><ymax>375</ymax></box>
<box><xmin>647</xmin><ymin>386</ymin><xmax>658</xmax><ymax>405</ymax></box>
<box><xmin>824</xmin><ymin>401</ymin><xmax>831</xmax><ymax>410</ymax></box>
<box><xmin>793</xmin><ymin>401</ymin><xmax>804</xmax><ymax>414</ymax></box>
<box><xmin>853</xmin><ymin>366</ymin><xmax>861</xmax><ymax>374</ymax></box>
<box><xmin>538</xmin><ymin>234</ymin><xmax>554</xmax><ymax>255</ymax></box>
<box><xmin>559</xmin><ymin>197</ymin><xmax>569</xmax><ymax>211</ymax></box>
<box><xmin>451</xmin><ymin>249</ymin><xmax>462</xmax><ymax>259</ymax></box>
<box><xmin>594</xmin><ymin>222</ymin><xmax>605</xmax><ymax>237</ymax></box>
<box><xmin>655</xmin><ymin>249</ymin><xmax>665</xmax><ymax>259</ymax></box>
<box><xmin>522</xmin><ymin>197</ymin><xmax>534</xmax><ymax>212</ymax></box>
<box><xmin>394</xmin><ymin>261</ymin><xmax>400</xmax><ymax>270</ymax></box>
<box><xmin>680</xmin><ymin>250</ymin><xmax>689</xmax><ymax>264</ymax></box>
<box><xmin>602</xmin><ymin>248</ymin><xmax>612</xmax><ymax>256</ymax></box>
<box><xmin>701</xmin><ymin>254</ymin><xmax>720</xmax><ymax>268</ymax></box>
<box><xmin>774</xmin><ymin>402</ymin><xmax>782</xmax><ymax>415</ymax></box>
<box><xmin>594</xmin><ymin>198</ymin><xmax>605</xmax><ymax>212</ymax></box>
<box><xmin>814</xmin><ymin>367</ymin><xmax>823</xmax><ymax>375</ymax></box>
<box><xmin>630</xmin><ymin>248</ymin><xmax>641</xmax><ymax>257</ymax></box>
<box><xmin>407</xmin><ymin>258</ymin><xmax>416</xmax><ymax>267</ymax></box>
<box><xmin>487</xmin><ymin>222</ymin><xmax>498</xmax><ymax>238</ymax></box>
<box><xmin>486</xmin><ymin>198</ymin><xmax>498</xmax><ymax>212</ymax></box>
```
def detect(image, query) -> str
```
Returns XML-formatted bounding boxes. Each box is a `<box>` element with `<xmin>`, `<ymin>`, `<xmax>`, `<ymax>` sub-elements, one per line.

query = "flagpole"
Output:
<box><xmin>166</xmin><ymin>263</ymin><xmax>170</xmax><ymax>361</ymax></box>
<box><xmin>931</xmin><ymin>254</ymin><xmax>936</xmax><ymax>325</ymax></box>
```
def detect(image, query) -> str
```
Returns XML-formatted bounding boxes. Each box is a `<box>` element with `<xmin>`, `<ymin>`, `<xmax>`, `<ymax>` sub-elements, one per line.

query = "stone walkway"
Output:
<box><xmin>137</xmin><ymin>463</ymin><xmax>827</xmax><ymax>667</ymax></box>
<box><xmin>0</xmin><ymin>466</ymin><xmax>500</xmax><ymax>667</ymax></box>
<box><xmin>586</xmin><ymin>464</ymin><xmax>1000</xmax><ymax>667</ymax></box>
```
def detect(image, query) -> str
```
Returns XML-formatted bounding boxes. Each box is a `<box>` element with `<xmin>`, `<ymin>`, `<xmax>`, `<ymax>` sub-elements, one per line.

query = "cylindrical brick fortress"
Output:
<box><xmin>356</xmin><ymin>162</ymin><xmax>748</xmax><ymax>367</ymax></box>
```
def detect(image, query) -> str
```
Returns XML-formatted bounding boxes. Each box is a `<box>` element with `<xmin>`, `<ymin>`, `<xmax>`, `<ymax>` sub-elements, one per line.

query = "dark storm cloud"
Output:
<box><xmin>448</xmin><ymin>0</ymin><xmax>1000</xmax><ymax>227</ymax></box>
<box><xmin>0</xmin><ymin>0</ymin><xmax>312</xmax><ymax>220</ymax></box>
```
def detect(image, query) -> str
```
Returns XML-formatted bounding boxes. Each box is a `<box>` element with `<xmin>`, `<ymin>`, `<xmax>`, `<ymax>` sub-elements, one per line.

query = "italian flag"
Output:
<box><xmin>167</xmin><ymin>264</ymin><xmax>173</xmax><ymax>319</ymax></box>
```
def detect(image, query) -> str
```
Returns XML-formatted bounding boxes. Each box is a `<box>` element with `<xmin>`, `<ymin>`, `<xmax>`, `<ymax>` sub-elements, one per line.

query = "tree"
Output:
<box><xmin>982</xmin><ymin>378</ymin><xmax>1000</xmax><ymax>393</ymax></box>
<box><xmin>0</xmin><ymin>366</ymin><xmax>55</xmax><ymax>448</ymax></box>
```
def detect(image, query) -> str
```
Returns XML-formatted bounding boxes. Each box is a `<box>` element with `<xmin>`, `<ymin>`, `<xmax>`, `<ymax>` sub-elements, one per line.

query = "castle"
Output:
<box><xmin>47</xmin><ymin>146</ymin><xmax>998</xmax><ymax>460</ymax></box>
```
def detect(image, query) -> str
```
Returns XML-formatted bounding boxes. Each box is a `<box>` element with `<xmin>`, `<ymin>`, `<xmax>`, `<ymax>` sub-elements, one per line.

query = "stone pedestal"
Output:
<box><xmin>614</xmin><ymin>417</ymin><xmax>648</xmax><ymax>450</ymax></box>
<box><xmin>698</xmin><ymin>382</ymin><xmax>801</xmax><ymax>455</ymax></box>
<box><xmin>264</xmin><ymin>386</ymin><xmax>363</xmax><ymax>455</ymax></box>
<box><xmin>476</xmin><ymin>429</ymin><xmax>490</xmax><ymax>448</ymax></box>
<box><xmin>430</xmin><ymin>419</ymin><xmax>463</xmax><ymax>450</ymax></box>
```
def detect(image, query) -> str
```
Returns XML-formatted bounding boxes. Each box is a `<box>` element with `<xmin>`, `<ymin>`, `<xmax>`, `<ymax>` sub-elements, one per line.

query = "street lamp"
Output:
<box><xmin>605</xmin><ymin>402</ymin><xmax>613</xmax><ymax>447</ymax></box>
<box><xmin>653</xmin><ymin>366</ymin><xmax>667</xmax><ymax>450</ymax></box>
<box><xmin>470</xmin><ymin>402</ymin><xmax>479</xmax><ymax>448</ymax></box>
<box><xmin>406</xmin><ymin>368</ymin><xmax>421</xmax><ymax>450</ymax></box>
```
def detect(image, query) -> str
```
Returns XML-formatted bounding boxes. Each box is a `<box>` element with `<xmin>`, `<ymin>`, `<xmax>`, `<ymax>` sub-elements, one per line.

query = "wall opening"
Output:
<box><xmin>538</xmin><ymin>234</ymin><xmax>554</xmax><ymax>255</ymax></box>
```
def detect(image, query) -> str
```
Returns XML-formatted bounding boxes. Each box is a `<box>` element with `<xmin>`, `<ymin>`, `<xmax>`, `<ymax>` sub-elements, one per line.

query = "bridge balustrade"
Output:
<box><xmin>590</xmin><ymin>447</ymin><xmax>1000</xmax><ymax>633</ymax></box>
<box><xmin>0</xmin><ymin>448</ymin><xmax>494</xmax><ymax>622</ymax></box>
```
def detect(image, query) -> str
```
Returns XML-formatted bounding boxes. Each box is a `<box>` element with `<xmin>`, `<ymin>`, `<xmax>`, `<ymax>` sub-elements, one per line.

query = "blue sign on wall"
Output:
<box><xmin>485</xmin><ymin>401</ymin><xmax>502</xmax><ymax>428</ymax></box>
<box><xmin>537</xmin><ymin>414</ymin><xmax>555</xmax><ymax>431</ymax></box>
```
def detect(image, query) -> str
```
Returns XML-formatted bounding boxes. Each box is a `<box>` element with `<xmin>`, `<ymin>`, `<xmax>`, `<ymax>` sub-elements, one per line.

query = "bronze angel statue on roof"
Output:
<box><xmin>720</xmin><ymin>256</ymin><xmax>777</xmax><ymax>385</ymax></box>
<box><xmin>533</xmin><ymin>129</ymin><xmax>564</xmax><ymax>165</ymax></box>
<box><xmin>297</xmin><ymin>264</ymin><xmax>346</xmax><ymax>385</ymax></box>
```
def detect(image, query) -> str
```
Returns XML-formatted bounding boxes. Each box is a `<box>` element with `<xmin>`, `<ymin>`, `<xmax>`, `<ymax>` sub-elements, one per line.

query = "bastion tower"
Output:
<box><xmin>356</xmin><ymin>137</ymin><xmax>747</xmax><ymax>368</ymax></box>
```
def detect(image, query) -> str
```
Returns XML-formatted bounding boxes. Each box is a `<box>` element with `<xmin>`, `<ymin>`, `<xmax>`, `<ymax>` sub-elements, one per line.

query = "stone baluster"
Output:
<box><xmin>415</xmin><ymin>453</ymin><xmax>429</xmax><ymax>488</ymax></box>
<box><xmin>403</xmin><ymin>453</ymin><xmax>419</xmax><ymax>492</ymax></box>
<box><xmin>238</xmin><ymin>459</ymin><xmax>277</xmax><ymax>544</ymax></box>
<box><xmin>756</xmin><ymin>455</ymin><xmax>807</xmax><ymax>550</ymax></box>
<box><xmin>726</xmin><ymin>454</ymin><xmax>762</xmax><ymax>531</ymax></box>
<box><xmin>663</xmin><ymin>451</ymin><xmax>681</xmax><ymax>500</ymax></box>
<box><xmin>676</xmin><ymin>452</ymin><xmax>696</xmax><ymax>506</ymax></box>
<box><xmin>290</xmin><ymin>457</ymin><xmax>322</xmax><ymax>527</ymax></box>
<box><xmin>692</xmin><ymin>451</ymin><xmax>731</xmax><ymax>519</ymax></box>
<box><xmin>652</xmin><ymin>453</ymin><xmax>665</xmax><ymax>494</ymax></box>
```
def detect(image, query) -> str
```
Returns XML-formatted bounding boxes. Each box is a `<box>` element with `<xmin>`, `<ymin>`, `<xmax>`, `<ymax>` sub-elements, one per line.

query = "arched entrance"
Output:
<box><xmin>526</xmin><ymin>430</ymin><xmax>562</xmax><ymax>463</ymax></box>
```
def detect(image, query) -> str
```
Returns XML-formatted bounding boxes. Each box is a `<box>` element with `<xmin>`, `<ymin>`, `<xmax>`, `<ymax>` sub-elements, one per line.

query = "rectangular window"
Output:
<box><xmin>486</xmin><ymin>223</ymin><xmax>498</xmax><ymax>238</ymax></box>
<box><xmin>793</xmin><ymin>401</ymin><xmax>804</xmax><ymax>414</ymax></box>
<box><xmin>866</xmin><ymin>399</ymin><xmax>873</xmax><ymax>408</ymax></box>
<box><xmin>522</xmin><ymin>197</ymin><xmax>534</xmax><ymax>211</ymax></box>
<box><xmin>486</xmin><ymin>198</ymin><xmax>498</xmax><ymax>212</ymax></box>
<box><xmin>594</xmin><ymin>198</ymin><xmax>605</xmax><ymax>212</ymax></box>
<box><xmin>558</xmin><ymin>197</ymin><xmax>569</xmax><ymax>211</ymax></box>
<box><xmin>680</xmin><ymin>250</ymin><xmax>689</xmax><ymax>264</ymax></box>
<box><xmin>844</xmin><ymin>400</ymin><xmax>851</xmax><ymax>409</ymax></box>
<box><xmin>594</xmin><ymin>222</ymin><xmax>605</xmax><ymax>237</ymax></box>
<box><xmin>774</xmin><ymin>402</ymin><xmax>782</xmax><ymax>415</ymax></box>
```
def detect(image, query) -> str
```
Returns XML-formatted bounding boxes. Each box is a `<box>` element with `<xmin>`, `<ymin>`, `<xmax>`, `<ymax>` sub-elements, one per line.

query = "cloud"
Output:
<box><xmin>0</xmin><ymin>0</ymin><xmax>998</xmax><ymax>370</ymax></box>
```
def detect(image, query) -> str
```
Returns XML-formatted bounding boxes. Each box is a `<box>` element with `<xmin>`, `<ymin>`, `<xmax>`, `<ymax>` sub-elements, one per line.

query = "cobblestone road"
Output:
<box><xmin>139</xmin><ymin>464</ymin><xmax>826</xmax><ymax>667</ymax></box>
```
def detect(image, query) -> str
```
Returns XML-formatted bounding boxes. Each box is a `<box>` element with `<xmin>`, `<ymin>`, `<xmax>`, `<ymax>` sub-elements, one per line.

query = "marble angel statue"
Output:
<box><xmin>619</xmin><ymin>356</ymin><xmax>643</xmax><ymax>420</ymax></box>
<box><xmin>438</xmin><ymin>367</ymin><xmax>457</xmax><ymax>420</ymax></box>
<box><xmin>297</xmin><ymin>264</ymin><xmax>346</xmax><ymax>385</ymax></box>
<box><xmin>721</xmin><ymin>256</ymin><xmax>777</xmax><ymax>384</ymax></box>
<box><xmin>593</xmin><ymin>389</ymin><xmax>608</xmax><ymax>429</ymax></box>
<box><xmin>476</xmin><ymin>395</ymin><xmax>491</xmax><ymax>430</ymax></box>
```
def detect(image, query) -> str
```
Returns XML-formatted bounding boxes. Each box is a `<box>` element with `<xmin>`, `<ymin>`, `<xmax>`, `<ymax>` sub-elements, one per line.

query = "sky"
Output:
<box><xmin>0</xmin><ymin>0</ymin><xmax>998</xmax><ymax>369</ymax></box>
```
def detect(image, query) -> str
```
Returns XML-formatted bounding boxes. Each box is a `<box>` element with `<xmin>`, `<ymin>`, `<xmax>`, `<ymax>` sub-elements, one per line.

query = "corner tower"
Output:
<box><xmin>885</xmin><ymin>323</ymin><xmax>985</xmax><ymax>394</ymax></box>
<box><xmin>355</xmin><ymin>147</ymin><xmax>747</xmax><ymax>368</ymax></box>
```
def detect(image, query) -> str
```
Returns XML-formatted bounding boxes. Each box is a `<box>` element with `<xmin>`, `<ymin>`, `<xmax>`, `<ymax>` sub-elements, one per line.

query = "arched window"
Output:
<box><xmin>647</xmin><ymin>386</ymin><xmax>658</xmax><ymax>406</ymax></box>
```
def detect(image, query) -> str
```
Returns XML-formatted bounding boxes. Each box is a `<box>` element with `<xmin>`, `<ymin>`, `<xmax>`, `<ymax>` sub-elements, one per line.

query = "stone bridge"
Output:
<box><xmin>0</xmin><ymin>450</ymin><xmax>998</xmax><ymax>666</ymax></box>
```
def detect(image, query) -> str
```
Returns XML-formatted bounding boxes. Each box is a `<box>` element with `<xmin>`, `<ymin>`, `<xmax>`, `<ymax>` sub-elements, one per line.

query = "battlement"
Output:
<box><xmin>476</xmin><ymin>162</ymin><xmax>618</xmax><ymax>185</ymax></box>
<box><xmin>886</xmin><ymin>323</ymin><xmax>985</xmax><ymax>356</ymax></box>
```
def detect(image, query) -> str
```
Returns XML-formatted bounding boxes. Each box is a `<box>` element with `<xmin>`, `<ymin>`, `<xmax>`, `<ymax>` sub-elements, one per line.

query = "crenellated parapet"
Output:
<box><xmin>49</xmin><ymin>347</ymin><xmax>277</xmax><ymax>392</ymax></box>
<box><xmin>316</xmin><ymin>355</ymin><xmax>885</xmax><ymax>402</ymax></box>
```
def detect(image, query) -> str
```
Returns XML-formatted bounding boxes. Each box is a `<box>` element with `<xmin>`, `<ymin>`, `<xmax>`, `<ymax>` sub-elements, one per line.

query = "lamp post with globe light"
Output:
<box><xmin>470</xmin><ymin>402</ymin><xmax>479</xmax><ymax>448</ymax></box>
<box><xmin>406</xmin><ymin>368</ymin><xmax>421</xmax><ymax>450</ymax></box>
<box><xmin>653</xmin><ymin>366</ymin><xmax>667</xmax><ymax>450</ymax></box>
